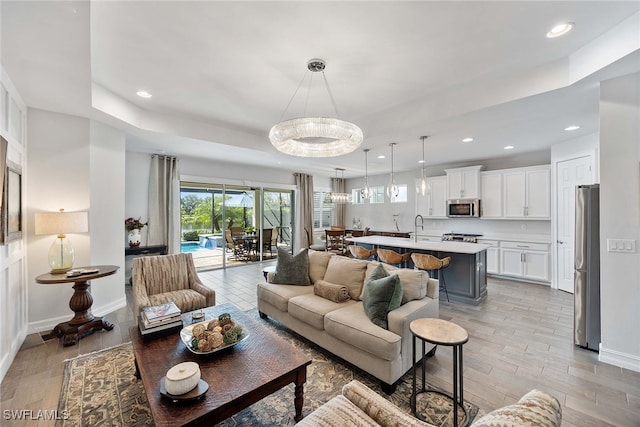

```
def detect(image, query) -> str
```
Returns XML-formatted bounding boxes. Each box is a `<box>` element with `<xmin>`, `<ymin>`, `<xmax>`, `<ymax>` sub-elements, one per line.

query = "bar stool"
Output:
<box><xmin>411</xmin><ymin>253</ymin><xmax>451</xmax><ymax>302</ymax></box>
<box><xmin>348</xmin><ymin>245</ymin><xmax>377</xmax><ymax>260</ymax></box>
<box><xmin>377</xmin><ymin>248</ymin><xmax>412</xmax><ymax>268</ymax></box>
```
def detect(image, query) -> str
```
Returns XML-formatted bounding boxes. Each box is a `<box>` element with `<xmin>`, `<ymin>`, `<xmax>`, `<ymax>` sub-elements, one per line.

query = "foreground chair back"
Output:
<box><xmin>376</xmin><ymin>248</ymin><xmax>411</xmax><ymax>267</ymax></box>
<box><xmin>325</xmin><ymin>229</ymin><xmax>347</xmax><ymax>255</ymax></box>
<box><xmin>132</xmin><ymin>253</ymin><xmax>215</xmax><ymax>316</ymax></box>
<box><xmin>411</xmin><ymin>253</ymin><xmax>451</xmax><ymax>302</ymax></box>
<box><xmin>305</xmin><ymin>227</ymin><xmax>326</xmax><ymax>251</ymax></box>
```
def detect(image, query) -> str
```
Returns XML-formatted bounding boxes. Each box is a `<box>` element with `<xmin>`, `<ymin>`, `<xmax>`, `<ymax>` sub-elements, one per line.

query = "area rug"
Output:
<box><xmin>57</xmin><ymin>311</ymin><xmax>479</xmax><ymax>427</ymax></box>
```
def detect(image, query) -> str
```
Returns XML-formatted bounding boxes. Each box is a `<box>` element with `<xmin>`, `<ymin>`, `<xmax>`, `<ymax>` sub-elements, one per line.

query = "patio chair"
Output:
<box><xmin>132</xmin><ymin>253</ymin><xmax>215</xmax><ymax>316</ymax></box>
<box><xmin>225</xmin><ymin>229</ymin><xmax>248</xmax><ymax>259</ymax></box>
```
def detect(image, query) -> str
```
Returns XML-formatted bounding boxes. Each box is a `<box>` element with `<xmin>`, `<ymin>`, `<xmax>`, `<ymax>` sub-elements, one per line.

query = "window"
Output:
<box><xmin>370</xmin><ymin>186</ymin><xmax>385</xmax><ymax>204</ymax></box>
<box><xmin>313</xmin><ymin>191</ymin><xmax>334</xmax><ymax>229</ymax></box>
<box><xmin>390</xmin><ymin>184</ymin><xmax>408</xmax><ymax>203</ymax></box>
<box><xmin>351</xmin><ymin>188</ymin><xmax>363</xmax><ymax>204</ymax></box>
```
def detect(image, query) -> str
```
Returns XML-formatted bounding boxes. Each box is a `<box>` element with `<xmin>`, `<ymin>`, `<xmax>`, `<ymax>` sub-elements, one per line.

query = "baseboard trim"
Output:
<box><xmin>28</xmin><ymin>298</ymin><xmax>127</xmax><ymax>333</ymax></box>
<box><xmin>599</xmin><ymin>344</ymin><xmax>640</xmax><ymax>372</ymax></box>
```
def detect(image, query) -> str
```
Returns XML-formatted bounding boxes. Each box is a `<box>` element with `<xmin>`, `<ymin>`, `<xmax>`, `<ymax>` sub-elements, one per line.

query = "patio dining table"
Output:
<box><xmin>233</xmin><ymin>234</ymin><xmax>258</xmax><ymax>261</ymax></box>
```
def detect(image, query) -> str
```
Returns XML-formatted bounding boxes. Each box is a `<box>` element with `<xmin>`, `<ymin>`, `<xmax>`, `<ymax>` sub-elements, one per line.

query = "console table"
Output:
<box><xmin>125</xmin><ymin>245</ymin><xmax>167</xmax><ymax>284</ymax></box>
<box><xmin>36</xmin><ymin>265</ymin><xmax>119</xmax><ymax>346</ymax></box>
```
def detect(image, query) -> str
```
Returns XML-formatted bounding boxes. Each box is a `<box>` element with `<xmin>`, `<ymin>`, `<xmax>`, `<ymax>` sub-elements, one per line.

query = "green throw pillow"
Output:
<box><xmin>362</xmin><ymin>273</ymin><xmax>403</xmax><ymax>330</ymax></box>
<box><xmin>272</xmin><ymin>247</ymin><xmax>311</xmax><ymax>285</ymax></box>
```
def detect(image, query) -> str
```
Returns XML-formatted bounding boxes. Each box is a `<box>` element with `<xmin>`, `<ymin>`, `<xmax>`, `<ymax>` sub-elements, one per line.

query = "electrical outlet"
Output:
<box><xmin>607</xmin><ymin>239</ymin><xmax>636</xmax><ymax>253</ymax></box>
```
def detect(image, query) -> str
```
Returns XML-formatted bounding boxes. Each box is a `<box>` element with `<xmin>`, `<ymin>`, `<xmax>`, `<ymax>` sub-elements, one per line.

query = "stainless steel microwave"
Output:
<box><xmin>447</xmin><ymin>199</ymin><xmax>481</xmax><ymax>218</ymax></box>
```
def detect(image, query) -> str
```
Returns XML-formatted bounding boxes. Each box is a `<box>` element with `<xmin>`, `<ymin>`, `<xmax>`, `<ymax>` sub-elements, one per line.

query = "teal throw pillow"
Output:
<box><xmin>272</xmin><ymin>247</ymin><xmax>311</xmax><ymax>286</ymax></box>
<box><xmin>362</xmin><ymin>274</ymin><xmax>403</xmax><ymax>330</ymax></box>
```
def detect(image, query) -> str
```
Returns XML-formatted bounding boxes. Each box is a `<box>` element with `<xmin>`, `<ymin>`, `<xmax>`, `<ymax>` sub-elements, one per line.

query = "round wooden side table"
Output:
<box><xmin>410</xmin><ymin>318</ymin><xmax>469</xmax><ymax>427</ymax></box>
<box><xmin>36</xmin><ymin>265</ymin><xmax>119</xmax><ymax>346</ymax></box>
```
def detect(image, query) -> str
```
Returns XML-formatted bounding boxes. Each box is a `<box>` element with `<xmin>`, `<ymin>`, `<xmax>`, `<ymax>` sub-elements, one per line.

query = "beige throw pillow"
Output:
<box><xmin>308</xmin><ymin>250</ymin><xmax>334</xmax><ymax>284</ymax></box>
<box><xmin>322</xmin><ymin>256</ymin><xmax>368</xmax><ymax>300</ymax></box>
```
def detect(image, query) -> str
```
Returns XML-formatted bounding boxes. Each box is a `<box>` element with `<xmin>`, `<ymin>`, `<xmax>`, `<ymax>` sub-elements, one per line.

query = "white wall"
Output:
<box><xmin>598</xmin><ymin>72</ymin><xmax>640</xmax><ymax>372</ymax></box>
<box><xmin>26</xmin><ymin>109</ymin><xmax>126</xmax><ymax>332</ymax></box>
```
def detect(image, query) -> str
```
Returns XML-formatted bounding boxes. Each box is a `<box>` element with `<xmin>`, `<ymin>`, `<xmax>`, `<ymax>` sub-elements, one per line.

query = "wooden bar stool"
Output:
<box><xmin>377</xmin><ymin>248</ymin><xmax>412</xmax><ymax>268</ymax></box>
<box><xmin>348</xmin><ymin>245</ymin><xmax>377</xmax><ymax>260</ymax></box>
<box><xmin>411</xmin><ymin>253</ymin><xmax>451</xmax><ymax>302</ymax></box>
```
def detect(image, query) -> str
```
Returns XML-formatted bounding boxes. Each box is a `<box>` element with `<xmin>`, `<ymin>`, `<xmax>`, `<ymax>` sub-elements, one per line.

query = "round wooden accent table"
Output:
<box><xmin>410</xmin><ymin>318</ymin><xmax>469</xmax><ymax>427</ymax></box>
<box><xmin>36</xmin><ymin>265</ymin><xmax>119</xmax><ymax>346</ymax></box>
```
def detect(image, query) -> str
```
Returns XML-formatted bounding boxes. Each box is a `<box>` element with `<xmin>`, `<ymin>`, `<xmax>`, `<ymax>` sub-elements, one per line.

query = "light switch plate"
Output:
<box><xmin>607</xmin><ymin>239</ymin><xmax>636</xmax><ymax>253</ymax></box>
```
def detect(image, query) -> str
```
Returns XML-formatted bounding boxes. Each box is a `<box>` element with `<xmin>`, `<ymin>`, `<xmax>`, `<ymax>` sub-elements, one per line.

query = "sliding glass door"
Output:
<box><xmin>180</xmin><ymin>182</ymin><xmax>293</xmax><ymax>270</ymax></box>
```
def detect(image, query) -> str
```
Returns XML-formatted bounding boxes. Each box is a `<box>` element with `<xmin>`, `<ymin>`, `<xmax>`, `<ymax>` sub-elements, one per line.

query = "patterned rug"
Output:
<box><xmin>57</xmin><ymin>311</ymin><xmax>479</xmax><ymax>426</ymax></box>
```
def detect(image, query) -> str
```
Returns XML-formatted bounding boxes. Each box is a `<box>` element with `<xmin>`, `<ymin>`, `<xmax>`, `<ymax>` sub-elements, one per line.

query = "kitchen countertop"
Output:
<box><xmin>413</xmin><ymin>232</ymin><xmax>551</xmax><ymax>245</ymax></box>
<box><xmin>347</xmin><ymin>235</ymin><xmax>490</xmax><ymax>254</ymax></box>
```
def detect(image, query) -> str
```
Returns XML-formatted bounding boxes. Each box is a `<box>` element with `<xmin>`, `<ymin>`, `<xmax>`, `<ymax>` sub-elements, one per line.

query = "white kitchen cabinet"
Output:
<box><xmin>415</xmin><ymin>176</ymin><xmax>447</xmax><ymax>218</ymax></box>
<box><xmin>477</xmin><ymin>239</ymin><xmax>500</xmax><ymax>274</ymax></box>
<box><xmin>445</xmin><ymin>165</ymin><xmax>483</xmax><ymax>199</ymax></box>
<box><xmin>503</xmin><ymin>166</ymin><xmax>550</xmax><ymax>219</ymax></box>
<box><xmin>480</xmin><ymin>172</ymin><xmax>503</xmax><ymax>218</ymax></box>
<box><xmin>499</xmin><ymin>241</ymin><xmax>550</xmax><ymax>282</ymax></box>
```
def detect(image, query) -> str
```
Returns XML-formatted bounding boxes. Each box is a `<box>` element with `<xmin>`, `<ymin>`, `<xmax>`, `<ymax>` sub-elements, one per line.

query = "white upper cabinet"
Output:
<box><xmin>415</xmin><ymin>176</ymin><xmax>447</xmax><ymax>218</ymax></box>
<box><xmin>445</xmin><ymin>165</ymin><xmax>483</xmax><ymax>199</ymax></box>
<box><xmin>480</xmin><ymin>171</ymin><xmax>503</xmax><ymax>218</ymax></box>
<box><xmin>503</xmin><ymin>166</ymin><xmax>550</xmax><ymax>219</ymax></box>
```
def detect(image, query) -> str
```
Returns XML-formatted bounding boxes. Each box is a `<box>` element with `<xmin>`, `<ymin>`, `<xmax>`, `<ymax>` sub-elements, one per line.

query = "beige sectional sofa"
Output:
<box><xmin>257</xmin><ymin>250</ymin><xmax>439</xmax><ymax>393</ymax></box>
<box><xmin>297</xmin><ymin>380</ymin><xmax>562</xmax><ymax>427</ymax></box>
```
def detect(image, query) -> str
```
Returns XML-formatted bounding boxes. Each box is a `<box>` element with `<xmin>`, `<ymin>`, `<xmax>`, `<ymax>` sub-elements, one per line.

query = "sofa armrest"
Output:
<box><xmin>342</xmin><ymin>380</ymin><xmax>435</xmax><ymax>427</ymax></box>
<box><xmin>387</xmin><ymin>298</ymin><xmax>438</xmax><ymax>339</ymax></box>
<box><xmin>471</xmin><ymin>389</ymin><xmax>562</xmax><ymax>427</ymax></box>
<box><xmin>191</xmin><ymin>280</ymin><xmax>216</xmax><ymax>307</ymax></box>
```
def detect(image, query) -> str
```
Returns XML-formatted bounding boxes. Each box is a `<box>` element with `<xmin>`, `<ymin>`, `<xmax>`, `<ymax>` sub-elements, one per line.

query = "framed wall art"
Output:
<box><xmin>3</xmin><ymin>160</ymin><xmax>22</xmax><ymax>242</ymax></box>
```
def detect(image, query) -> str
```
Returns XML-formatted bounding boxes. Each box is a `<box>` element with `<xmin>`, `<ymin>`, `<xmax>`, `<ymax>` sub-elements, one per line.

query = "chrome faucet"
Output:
<box><xmin>414</xmin><ymin>214</ymin><xmax>424</xmax><ymax>243</ymax></box>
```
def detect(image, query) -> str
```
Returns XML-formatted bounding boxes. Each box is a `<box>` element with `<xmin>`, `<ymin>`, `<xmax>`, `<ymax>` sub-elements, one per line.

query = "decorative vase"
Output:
<box><xmin>128</xmin><ymin>228</ymin><xmax>141</xmax><ymax>247</ymax></box>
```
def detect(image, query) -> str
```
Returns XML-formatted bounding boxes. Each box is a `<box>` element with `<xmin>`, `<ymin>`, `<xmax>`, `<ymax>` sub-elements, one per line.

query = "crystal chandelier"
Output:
<box><xmin>269</xmin><ymin>59</ymin><xmax>363</xmax><ymax>157</ymax></box>
<box><xmin>360</xmin><ymin>148</ymin><xmax>372</xmax><ymax>200</ymax></box>
<box><xmin>386</xmin><ymin>143</ymin><xmax>399</xmax><ymax>199</ymax></box>
<box><xmin>416</xmin><ymin>136</ymin><xmax>431</xmax><ymax>195</ymax></box>
<box><xmin>328</xmin><ymin>168</ymin><xmax>352</xmax><ymax>203</ymax></box>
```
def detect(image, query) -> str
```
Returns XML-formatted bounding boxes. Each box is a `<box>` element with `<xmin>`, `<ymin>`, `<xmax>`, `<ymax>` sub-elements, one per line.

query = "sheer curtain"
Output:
<box><xmin>331</xmin><ymin>177</ymin><xmax>346</xmax><ymax>227</ymax></box>
<box><xmin>148</xmin><ymin>155</ymin><xmax>180</xmax><ymax>253</ymax></box>
<box><xmin>294</xmin><ymin>173</ymin><xmax>314</xmax><ymax>253</ymax></box>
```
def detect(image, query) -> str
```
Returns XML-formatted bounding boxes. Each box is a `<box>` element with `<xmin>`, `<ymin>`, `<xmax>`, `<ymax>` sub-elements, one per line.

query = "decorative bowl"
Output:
<box><xmin>164</xmin><ymin>361</ymin><xmax>201</xmax><ymax>395</ymax></box>
<box><xmin>180</xmin><ymin>320</ymin><xmax>249</xmax><ymax>355</ymax></box>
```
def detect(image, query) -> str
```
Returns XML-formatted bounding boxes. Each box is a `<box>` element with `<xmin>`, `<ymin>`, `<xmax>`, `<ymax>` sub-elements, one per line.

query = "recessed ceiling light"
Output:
<box><xmin>504</xmin><ymin>145</ymin><xmax>515</xmax><ymax>150</ymax></box>
<box><xmin>462</xmin><ymin>137</ymin><xmax>474</xmax><ymax>143</ymax></box>
<box><xmin>546</xmin><ymin>22</ymin><xmax>574</xmax><ymax>38</ymax></box>
<box><xmin>136</xmin><ymin>90</ymin><xmax>153</xmax><ymax>98</ymax></box>
<box><xmin>418</xmin><ymin>160</ymin><xmax>425</xmax><ymax>164</ymax></box>
<box><xmin>564</xmin><ymin>125</ymin><xmax>580</xmax><ymax>131</ymax></box>
<box><xmin>377</xmin><ymin>155</ymin><xmax>385</xmax><ymax>159</ymax></box>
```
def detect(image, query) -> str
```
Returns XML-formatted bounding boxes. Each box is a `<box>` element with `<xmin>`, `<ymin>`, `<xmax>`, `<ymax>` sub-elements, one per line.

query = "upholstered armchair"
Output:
<box><xmin>132</xmin><ymin>253</ymin><xmax>215</xmax><ymax>316</ymax></box>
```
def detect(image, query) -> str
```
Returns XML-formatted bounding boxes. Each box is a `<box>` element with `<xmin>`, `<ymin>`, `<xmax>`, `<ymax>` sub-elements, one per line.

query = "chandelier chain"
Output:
<box><xmin>322</xmin><ymin>71</ymin><xmax>341</xmax><ymax>118</ymax></box>
<box><xmin>276</xmin><ymin>70</ymin><xmax>309</xmax><ymax>123</ymax></box>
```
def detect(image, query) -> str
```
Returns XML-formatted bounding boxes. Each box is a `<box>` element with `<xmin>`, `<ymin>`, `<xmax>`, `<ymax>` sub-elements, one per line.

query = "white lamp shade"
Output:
<box><xmin>35</xmin><ymin>211</ymin><xmax>88</xmax><ymax>236</ymax></box>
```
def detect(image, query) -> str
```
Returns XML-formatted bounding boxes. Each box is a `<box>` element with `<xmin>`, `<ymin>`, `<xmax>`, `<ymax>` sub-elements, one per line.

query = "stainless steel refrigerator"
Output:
<box><xmin>574</xmin><ymin>184</ymin><xmax>601</xmax><ymax>351</ymax></box>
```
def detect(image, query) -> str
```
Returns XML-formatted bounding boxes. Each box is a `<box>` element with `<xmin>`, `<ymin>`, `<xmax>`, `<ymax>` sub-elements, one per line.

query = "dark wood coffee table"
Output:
<box><xmin>129</xmin><ymin>303</ymin><xmax>312</xmax><ymax>427</ymax></box>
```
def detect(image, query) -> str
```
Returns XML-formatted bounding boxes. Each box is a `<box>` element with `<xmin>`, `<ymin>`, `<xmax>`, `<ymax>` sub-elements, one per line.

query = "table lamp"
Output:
<box><xmin>34</xmin><ymin>208</ymin><xmax>89</xmax><ymax>274</ymax></box>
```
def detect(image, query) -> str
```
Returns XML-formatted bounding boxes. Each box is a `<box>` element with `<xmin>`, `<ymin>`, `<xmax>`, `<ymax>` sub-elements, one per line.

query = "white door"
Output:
<box><xmin>556</xmin><ymin>156</ymin><xmax>593</xmax><ymax>293</ymax></box>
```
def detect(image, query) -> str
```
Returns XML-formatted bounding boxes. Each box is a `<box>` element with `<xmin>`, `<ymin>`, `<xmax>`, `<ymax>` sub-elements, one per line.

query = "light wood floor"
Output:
<box><xmin>1</xmin><ymin>263</ymin><xmax>639</xmax><ymax>426</ymax></box>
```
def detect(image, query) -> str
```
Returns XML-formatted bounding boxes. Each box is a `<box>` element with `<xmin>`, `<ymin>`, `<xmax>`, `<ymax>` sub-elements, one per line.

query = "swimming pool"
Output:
<box><xmin>181</xmin><ymin>242</ymin><xmax>203</xmax><ymax>253</ymax></box>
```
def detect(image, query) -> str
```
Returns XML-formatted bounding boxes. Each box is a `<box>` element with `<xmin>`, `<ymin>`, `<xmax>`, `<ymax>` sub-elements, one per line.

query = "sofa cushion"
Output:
<box><xmin>364</xmin><ymin>262</ymin><xmax>428</xmax><ymax>304</ymax></box>
<box><xmin>257</xmin><ymin>282</ymin><xmax>314</xmax><ymax>312</ymax></box>
<box><xmin>325</xmin><ymin>303</ymin><xmax>402</xmax><ymax>361</ymax></box>
<box><xmin>308</xmin><ymin>250</ymin><xmax>335</xmax><ymax>284</ymax></box>
<box><xmin>362</xmin><ymin>274</ymin><xmax>403</xmax><ymax>330</ymax></box>
<box><xmin>323</xmin><ymin>256</ymin><xmax>368</xmax><ymax>300</ymax></box>
<box><xmin>314</xmin><ymin>279</ymin><xmax>350</xmax><ymax>303</ymax></box>
<box><xmin>272</xmin><ymin>247</ymin><xmax>310</xmax><ymax>285</ymax></box>
<box><xmin>289</xmin><ymin>294</ymin><xmax>356</xmax><ymax>330</ymax></box>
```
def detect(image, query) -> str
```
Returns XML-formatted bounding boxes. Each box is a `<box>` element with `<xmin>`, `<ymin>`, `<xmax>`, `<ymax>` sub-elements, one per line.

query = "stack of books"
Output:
<box><xmin>139</xmin><ymin>302</ymin><xmax>183</xmax><ymax>341</ymax></box>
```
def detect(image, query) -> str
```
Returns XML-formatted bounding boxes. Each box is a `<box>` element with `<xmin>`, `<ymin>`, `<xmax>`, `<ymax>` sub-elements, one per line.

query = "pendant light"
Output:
<box><xmin>328</xmin><ymin>168</ymin><xmax>351</xmax><ymax>203</ymax></box>
<box><xmin>360</xmin><ymin>149</ymin><xmax>372</xmax><ymax>200</ymax></box>
<box><xmin>386</xmin><ymin>143</ymin><xmax>399</xmax><ymax>199</ymax></box>
<box><xmin>416</xmin><ymin>136</ymin><xmax>431</xmax><ymax>195</ymax></box>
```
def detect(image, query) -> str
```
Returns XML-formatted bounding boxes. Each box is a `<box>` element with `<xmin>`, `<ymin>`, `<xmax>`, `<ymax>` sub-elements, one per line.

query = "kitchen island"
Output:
<box><xmin>347</xmin><ymin>235</ymin><xmax>489</xmax><ymax>305</ymax></box>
